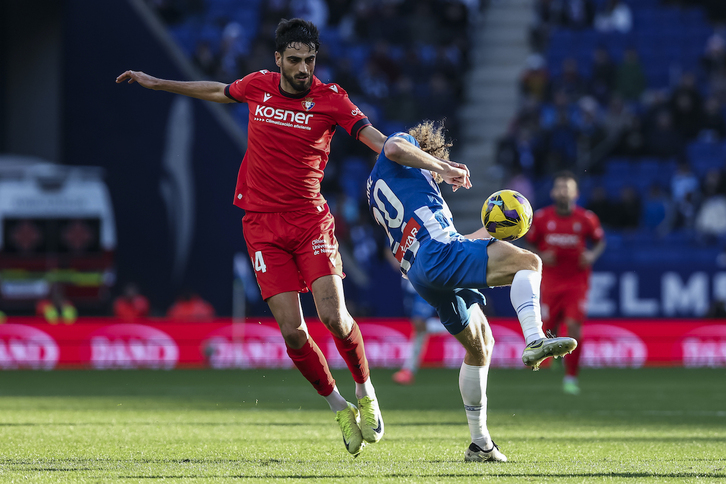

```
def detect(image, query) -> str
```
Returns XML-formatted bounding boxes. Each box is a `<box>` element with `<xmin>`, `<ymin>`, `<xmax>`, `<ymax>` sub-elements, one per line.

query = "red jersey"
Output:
<box><xmin>225</xmin><ymin>71</ymin><xmax>371</xmax><ymax>212</ymax></box>
<box><xmin>526</xmin><ymin>205</ymin><xmax>604</xmax><ymax>288</ymax></box>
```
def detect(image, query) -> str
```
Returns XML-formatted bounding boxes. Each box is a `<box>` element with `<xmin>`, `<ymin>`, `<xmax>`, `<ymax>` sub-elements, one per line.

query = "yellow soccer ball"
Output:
<box><xmin>481</xmin><ymin>189</ymin><xmax>533</xmax><ymax>241</ymax></box>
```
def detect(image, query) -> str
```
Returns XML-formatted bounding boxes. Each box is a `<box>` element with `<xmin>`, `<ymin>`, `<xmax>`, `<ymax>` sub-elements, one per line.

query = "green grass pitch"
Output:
<box><xmin>0</xmin><ymin>367</ymin><xmax>724</xmax><ymax>483</ymax></box>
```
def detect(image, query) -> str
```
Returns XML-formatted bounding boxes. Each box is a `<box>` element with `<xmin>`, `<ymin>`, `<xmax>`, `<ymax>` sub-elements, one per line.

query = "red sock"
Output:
<box><xmin>564</xmin><ymin>343</ymin><xmax>582</xmax><ymax>377</ymax></box>
<box><xmin>333</xmin><ymin>322</ymin><xmax>370</xmax><ymax>384</ymax></box>
<box><xmin>286</xmin><ymin>337</ymin><xmax>335</xmax><ymax>396</ymax></box>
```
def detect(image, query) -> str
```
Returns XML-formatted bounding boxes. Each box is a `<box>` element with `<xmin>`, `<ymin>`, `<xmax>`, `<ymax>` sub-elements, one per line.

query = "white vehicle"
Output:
<box><xmin>0</xmin><ymin>155</ymin><xmax>116</xmax><ymax>309</ymax></box>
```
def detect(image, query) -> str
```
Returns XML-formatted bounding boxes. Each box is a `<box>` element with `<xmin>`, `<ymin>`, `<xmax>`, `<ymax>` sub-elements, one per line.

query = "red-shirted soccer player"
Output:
<box><xmin>117</xmin><ymin>18</ymin><xmax>387</xmax><ymax>456</ymax></box>
<box><xmin>526</xmin><ymin>171</ymin><xmax>606</xmax><ymax>395</ymax></box>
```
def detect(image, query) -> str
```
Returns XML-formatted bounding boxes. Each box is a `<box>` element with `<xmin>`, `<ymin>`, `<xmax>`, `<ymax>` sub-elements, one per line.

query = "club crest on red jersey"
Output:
<box><xmin>301</xmin><ymin>97</ymin><xmax>315</xmax><ymax>111</ymax></box>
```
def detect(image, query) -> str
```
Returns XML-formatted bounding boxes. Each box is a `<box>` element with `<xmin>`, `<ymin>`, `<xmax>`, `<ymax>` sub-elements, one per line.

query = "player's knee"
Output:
<box><xmin>319</xmin><ymin>311</ymin><xmax>352</xmax><ymax>338</ymax></box>
<box><xmin>280</xmin><ymin>327</ymin><xmax>308</xmax><ymax>349</ymax></box>
<box><xmin>529</xmin><ymin>251</ymin><xmax>543</xmax><ymax>273</ymax></box>
<box><xmin>515</xmin><ymin>249</ymin><xmax>541</xmax><ymax>273</ymax></box>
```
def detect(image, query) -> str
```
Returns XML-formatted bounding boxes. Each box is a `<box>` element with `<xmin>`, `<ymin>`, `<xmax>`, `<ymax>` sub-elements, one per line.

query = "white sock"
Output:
<box><xmin>355</xmin><ymin>378</ymin><xmax>376</xmax><ymax>400</ymax></box>
<box><xmin>402</xmin><ymin>331</ymin><xmax>428</xmax><ymax>373</ymax></box>
<box><xmin>510</xmin><ymin>270</ymin><xmax>546</xmax><ymax>344</ymax></box>
<box><xmin>459</xmin><ymin>362</ymin><xmax>492</xmax><ymax>450</ymax></box>
<box><xmin>324</xmin><ymin>386</ymin><xmax>348</xmax><ymax>412</ymax></box>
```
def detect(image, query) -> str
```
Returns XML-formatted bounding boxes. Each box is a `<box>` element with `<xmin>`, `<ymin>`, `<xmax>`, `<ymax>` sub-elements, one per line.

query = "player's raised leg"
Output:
<box><xmin>486</xmin><ymin>241</ymin><xmax>577</xmax><ymax>370</ymax></box>
<box><xmin>312</xmin><ymin>275</ymin><xmax>384</xmax><ymax>445</ymax></box>
<box><xmin>268</xmin><ymin>290</ymin><xmax>364</xmax><ymax>455</ymax></box>
<box><xmin>454</xmin><ymin>305</ymin><xmax>507</xmax><ymax>463</ymax></box>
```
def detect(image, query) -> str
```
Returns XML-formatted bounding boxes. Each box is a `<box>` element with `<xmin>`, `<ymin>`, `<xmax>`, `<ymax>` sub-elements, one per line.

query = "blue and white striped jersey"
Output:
<box><xmin>366</xmin><ymin>132</ymin><xmax>461</xmax><ymax>273</ymax></box>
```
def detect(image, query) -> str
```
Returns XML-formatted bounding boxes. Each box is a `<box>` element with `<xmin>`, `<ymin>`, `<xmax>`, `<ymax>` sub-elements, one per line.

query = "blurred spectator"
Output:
<box><xmin>218</xmin><ymin>21</ymin><xmax>248</xmax><ymax>82</ymax></box>
<box><xmin>497</xmin><ymin>126</ymin><xmax>546</xmax><ymax>177</ymax></box>
<box><xmin>520</xmin><ymin>54</ymin><xmax>550</xmax><ymax>103</ymax></box>
<box><xmin>556</xmin><ymin>0</ymin><xmax>596</xmax><ymax>29</ymax></box>
<box><xmin>641</xmin><ymin>184</ymin><xmax>671</xmax><ymax>233</ymax></box>
<box><xmin>260</xmin><ymin>0</ymin><xmax>290</xmax><ymax>27</ymax></box>
<box><xmin>671</xmin><ymin>162</ymin><xmax>701</xmax><ymax>229</ymax></box>
<box><xmin>333</xmin><ymin>58</ymin><xmax>364</xmax><ymax>97</ymax></box>
<box><xmin>612</xmin><ymin>185</ymin><xmax>641</xmax><ymax>229</ymax></box>
<box><xmin>616</xmin><ymin>115</ymin><xmax>646</xmax><ymax>157</ymax></box>
<box><xmin>326</xmin><ymin>0</ymin><xmax>350</xmax><ymax>26</ymax></box>
<box><xmin>589</xmin><ymin>46</ymin><xmax>616</xmax><ymax>104</ymax></box>
<box><xmin>420</xmin><ymin>74</ymin><xmax>459</xmax><ymax>138</ymax></box>
<box><xmin>369</xmin><ymin>40</ymin><xmax>401</xmax><ymax>85</ymax></box>
<box><xmin>615</xmin><ymin>48</ymin><xmax>646</xmax><ymax>101</ymax></box>
<box><xmin>602</xmin><ymin>95</ymin><xmax>630</xmax><ymax>138</ymax></box>
<box><xmin>440</xmin><ymin>1</ymin><xmax>470</xmax><ymax>47</ymax></box>
<box><xmin>366</xmin><ymin>3</ymin><xmax>407</xmax><ymax>45</ymax></box>
<box><xmin>575</xmin><ymin>96</ymin><xmax>608</xmax><ymax>171</ymax></box>
<box><xmin>594</xmin><ymin>0</ymin><xmax>632</xmax><ymax>33</ymax></box>
<box><xmin>669</xmin><ymin>73</ymin><xmax>703</xmax><ymax>140</ymax></box>
<box><xmin>385</xmin><ymin>76</ymin><xmax>419</xmax><ymax>126</ymax></box>
<box><xmin>645</xmin><ymin>111</ymin><xmax>684</xmax><ymax>159</ymax></box>
<box><xmin>167</xmin><ymin>290</ymin><xmax>216</xmax><ymax>320</ymax></box>
<box><xmin>586</xmin><ymin>186</ymin><xmax>619</xmax><ymax>227</ymax></box>
<box><xmin>496</xmin><ymin>126</ymin><xmax>544</xmax><ymax>177</ymax></box>
<box><xmin>543</xmin><ymin>110</ymin><xmax>579</xmax><ymax>173</ymax></box>
<box><xmin>695</xmin><ymin>169</ymin><xmax>726</xmax><ymax>240</ymax></box>
<box><xmin>701</xmin><ymin>32</ymin><xmax>726</xmax><ymax>77</ymax></box>
<box><xmin>550</xmin><ymin>58</ymin><xmax>587</xmax><ymax>100</ymax></box>
<box><xmin>408</xmin><ymin>3</ymin><xmax>440</xmax><ymax>45</ymax></box>
<box><xmin>241</xmin><ymin>38</ymin><xmax>275</xmax><ymax>75</ymax></box>
<box><xmin>192</xmin><ymin>40</ymin><xmax>220</xmax><ymax>78</ymax></box>
<box><xmin>113</xmin><ymin>283</ymin><xmax>150</xmax><ymax>320</ymax></box>
<box><xmin>290</xmin><ymin>0</ymin><xmax>329</xmax><ymax>27</ymax></box>
<box><xmin>36</xmin><ymin>285</ymin><xmax>77</xmax><ymax>325</ymax></box>
<box><xmin>699</xmin><ymin>96</ymin><xmax>726</xmax><ymax>141</ymax></box>
<box><xmin>541</xmin><ymin>89</ymin><xmax>576</xmax><ymax>129</ymax></box>
<box><xmin>359</xmin><ymin>59</ymin><xmax>390</xmax><ymax>100</ymax></box>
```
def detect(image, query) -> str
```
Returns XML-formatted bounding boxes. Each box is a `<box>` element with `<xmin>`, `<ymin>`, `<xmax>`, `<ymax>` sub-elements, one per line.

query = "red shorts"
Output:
<box><xmin>541</xmin><ymin>282</ymin><xmax>588</xmax><ymax>328</ymax></box>
<box><xmin>242</xmin><ymin>205</ymin><xmax>344</xmax><ymax>300</ymax></box>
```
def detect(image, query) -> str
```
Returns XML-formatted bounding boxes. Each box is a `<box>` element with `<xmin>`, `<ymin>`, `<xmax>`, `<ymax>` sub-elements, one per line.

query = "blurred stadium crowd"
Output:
<box><xmin>500</xmin><ymin>0</ymin><xmax>726</xmax><ymax>245</ymax></box>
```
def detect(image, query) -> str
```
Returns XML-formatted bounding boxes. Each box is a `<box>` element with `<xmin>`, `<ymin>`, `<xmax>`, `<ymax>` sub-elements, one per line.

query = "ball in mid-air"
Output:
<box><xmin>481</xmin><ymin>189</ymin><xmax>533</xmax><ymax>241</ymax></box>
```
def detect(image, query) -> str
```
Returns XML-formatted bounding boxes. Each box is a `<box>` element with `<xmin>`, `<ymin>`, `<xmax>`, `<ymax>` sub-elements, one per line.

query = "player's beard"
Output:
<box><xmin>283</xmin><ymin>71</ymin><xmax>313</xmax><ymax>93</ymax></box>
<box><xmin>555</xmin><ymin>198</ymin><xmax>573</xmax><ymax>214</ymax></box>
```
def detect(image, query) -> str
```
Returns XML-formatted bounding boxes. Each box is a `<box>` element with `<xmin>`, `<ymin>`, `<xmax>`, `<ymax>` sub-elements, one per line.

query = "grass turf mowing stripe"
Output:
<box><xmin>0</xmin><ymin>368</ymin><xmax>723</xmax><ymax>483</ymax></box>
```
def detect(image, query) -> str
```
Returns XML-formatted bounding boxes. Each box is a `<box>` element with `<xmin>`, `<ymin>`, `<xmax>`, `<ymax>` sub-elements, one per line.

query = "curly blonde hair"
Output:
<box><xmin>407</xmin><ymin>120</ymin><xmax>452</xmax><ymax>183</ymax></box>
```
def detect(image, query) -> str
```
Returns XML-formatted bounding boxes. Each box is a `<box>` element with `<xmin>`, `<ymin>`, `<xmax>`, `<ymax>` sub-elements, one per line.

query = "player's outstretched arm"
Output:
<box><xmin>116</xmin><ymin>70</ymin><xmax>234</xmax><ymax>104</ymax></box>
<box><xmin>384</xmin><ymin>136</ymin><xmax>471</xmax><ymax>191</ymax></box>
<box><xmin>358</xmin><ymin>126</ymin><xmax>387</xmax><ymax>154</ymax></box>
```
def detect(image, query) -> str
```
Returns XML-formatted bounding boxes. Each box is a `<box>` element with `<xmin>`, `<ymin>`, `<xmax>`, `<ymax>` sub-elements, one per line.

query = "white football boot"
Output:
<box><xmin>464</xmin><ymin>442</ymin><xmax>508</xmax><ymax>462</ymax></box>
<box><xmin>522</xmin><ymin>336</ymin><xmax>577</xmax><ymax>371</ymax></box>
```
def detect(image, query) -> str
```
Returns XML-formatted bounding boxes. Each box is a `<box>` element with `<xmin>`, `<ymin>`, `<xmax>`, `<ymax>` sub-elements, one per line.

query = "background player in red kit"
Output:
<box><xmin>526</xmin><ymin>171</ymin><xmax>606</xmax><ymax>395</ymax></box>
<box><xmin>117</xmin><ymin>18</ymin><xmax>386</xmax><ymax>456</ymax></box>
